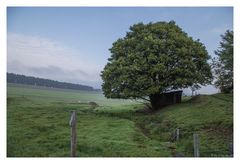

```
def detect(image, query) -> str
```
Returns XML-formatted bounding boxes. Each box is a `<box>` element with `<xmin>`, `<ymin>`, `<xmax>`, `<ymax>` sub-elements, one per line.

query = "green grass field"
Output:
<box><xmin>7</xmin><ymin>83</ymin><xmax>233</xmax><ymax>157</ymax></box>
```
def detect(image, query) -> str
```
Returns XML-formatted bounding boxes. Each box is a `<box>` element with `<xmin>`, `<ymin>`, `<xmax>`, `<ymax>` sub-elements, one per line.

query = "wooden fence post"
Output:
<box><xmin>176</xmin><ymin>128</ymin><xmax>180</xmax><ymax>141</ymax></box>
<box><xmin>69</xmin><ymin>111</ymin><xmax>77</xmax><ymax>157</ymax></box>
<box><xmin>193</xmin><ymin>133</ymin><xmax>200</xmax><ymax>157</ymax></box>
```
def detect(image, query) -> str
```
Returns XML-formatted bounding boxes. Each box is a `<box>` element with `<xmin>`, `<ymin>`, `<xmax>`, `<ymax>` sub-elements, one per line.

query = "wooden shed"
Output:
<box><xmin>158</xmin><ymin>90</ymin><xmax>183</xmax><ymax>106</ymax></box>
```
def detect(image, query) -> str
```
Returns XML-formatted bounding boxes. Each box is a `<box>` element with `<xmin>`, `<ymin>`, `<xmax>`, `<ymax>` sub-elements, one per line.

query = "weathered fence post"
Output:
<box><xmin>193</xmin><ymin>133</ymin><xmax>200</xmax><ymax>157</ymax></box>
<box><xmin>69</xmin><ymin>111</ymin><xmax>77</xmax><ymax>157</ymax></box>
<box><xmin>176</xmin><ymin>128</ymin><xmax>180</xmax><ymax>141</ymax></box>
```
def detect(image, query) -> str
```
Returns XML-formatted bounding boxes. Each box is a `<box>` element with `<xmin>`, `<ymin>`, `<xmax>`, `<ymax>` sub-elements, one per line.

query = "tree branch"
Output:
<box><xmin>139</xmin><ymin>96</ymin><xmax>151</xmax><ymax>102</ymax></box>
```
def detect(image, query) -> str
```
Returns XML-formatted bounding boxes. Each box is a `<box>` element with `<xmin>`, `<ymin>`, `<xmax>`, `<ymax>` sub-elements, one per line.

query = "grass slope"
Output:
<box><xmin>132</xmin><ymin>94</ymin><xmax>233</xmax><ymax>157</ymax></box>
<box><xmin>7</xmin><ymin>84</ymin><xmax>233</xmax><ymax>157</ymax></box>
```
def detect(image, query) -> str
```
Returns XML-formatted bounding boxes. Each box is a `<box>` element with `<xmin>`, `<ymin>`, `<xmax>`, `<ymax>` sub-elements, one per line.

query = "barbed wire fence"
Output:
<box><xmin>171</xmin><ymin>128</ymin><xmax>233</xmax><ymax>157</ymax></box>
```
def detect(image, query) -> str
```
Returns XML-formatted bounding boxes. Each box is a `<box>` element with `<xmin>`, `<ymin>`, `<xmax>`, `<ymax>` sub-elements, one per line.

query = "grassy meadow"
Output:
<box><xmin>7</xmin><ymin>83</ymin><xmax>233</xmax><ymax>157</ymax></box>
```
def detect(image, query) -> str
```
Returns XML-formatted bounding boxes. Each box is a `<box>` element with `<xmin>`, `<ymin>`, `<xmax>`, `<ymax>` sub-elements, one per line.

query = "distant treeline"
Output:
<box><xmin>7</xmin><ymin>73</ymin><xmax>97</xmax><ymax>91</ymax></box>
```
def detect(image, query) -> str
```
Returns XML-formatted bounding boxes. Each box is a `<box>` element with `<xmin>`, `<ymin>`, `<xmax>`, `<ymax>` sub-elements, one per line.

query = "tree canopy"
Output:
<box><xmin>101</xmin><ymin>21</ymin><xmax>212</xmax><ymax>110</ymax></box>
<box><xmin>213</xmin><ymin>30</ymin><xmax>233</xmax><ymax>93</ymax></box>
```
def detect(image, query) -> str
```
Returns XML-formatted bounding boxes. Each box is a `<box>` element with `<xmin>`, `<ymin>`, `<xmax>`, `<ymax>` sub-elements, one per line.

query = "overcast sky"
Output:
<box><xmin>7</xmin><ymin>7</ymin><xmax>233</xmax><ymax>94</ymax></box>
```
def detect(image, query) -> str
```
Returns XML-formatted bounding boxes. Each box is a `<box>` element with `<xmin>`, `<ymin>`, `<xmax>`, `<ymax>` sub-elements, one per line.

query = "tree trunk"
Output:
<box><xmin>149</xmin><ymin>93</ymin><xmax>162</xmax><ymax>111</ymax></box>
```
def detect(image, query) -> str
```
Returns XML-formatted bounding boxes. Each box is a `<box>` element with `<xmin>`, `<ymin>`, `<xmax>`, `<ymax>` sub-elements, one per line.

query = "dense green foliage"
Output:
<box><xmin>101</xmin><ymin>21</ymin><xmax>212</xmax><ymax>109</ymax></box>
<box><xmin>213</xmin><ymin>30</ymin><xmax>233</xmax><ymax>93</ymax></box>
<box><xmin>7</xmin><ymin>73</ymin><xmax>96</xmax><ymax>91</ymax></box>
<box><xmin>8</xmin><ymin>84</ymin><xmax>232</xmax><ymax>157</ymax></box>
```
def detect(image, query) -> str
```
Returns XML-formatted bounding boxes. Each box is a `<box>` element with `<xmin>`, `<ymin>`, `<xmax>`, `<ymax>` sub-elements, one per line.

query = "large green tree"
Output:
<box><xmin>213</xmin><ymin>30</ymin><xmax>233</xmax><ymax>93</ymax></box>
<box><xmin>101</xmin><ymin>21</ymin><xmax>212</xmax><ymax>110</ymax></box>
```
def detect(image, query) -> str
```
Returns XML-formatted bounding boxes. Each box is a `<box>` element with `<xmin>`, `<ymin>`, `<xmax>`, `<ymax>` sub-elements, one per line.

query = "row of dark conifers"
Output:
<box><xmin>7</xmin><ymin>72</ymin><xmax>96</xmax><ymax>91</ymax></box>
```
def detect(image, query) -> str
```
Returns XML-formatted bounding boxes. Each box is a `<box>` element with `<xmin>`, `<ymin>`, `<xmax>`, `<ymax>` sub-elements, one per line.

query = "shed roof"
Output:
<box><xmin>162</xmin><ymin>90</ymin><xmax>183</xmax><ymax>94</ymax></box>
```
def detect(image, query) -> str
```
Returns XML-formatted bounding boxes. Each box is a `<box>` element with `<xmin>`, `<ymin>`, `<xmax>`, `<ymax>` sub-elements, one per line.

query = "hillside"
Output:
<box><xmin>7</xmin><ymin>84</ymin><xmax>233</xmax><ymax>157</ymax></box>
<box><xmin>133</xmin><ymin>94</ymin><xmax>233</xmax><ymax>156</ymax></box>
<box><xmin>7</xmin><ymin>73</ymin><xmax>96</xmax><ymax>91</ymax></box>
